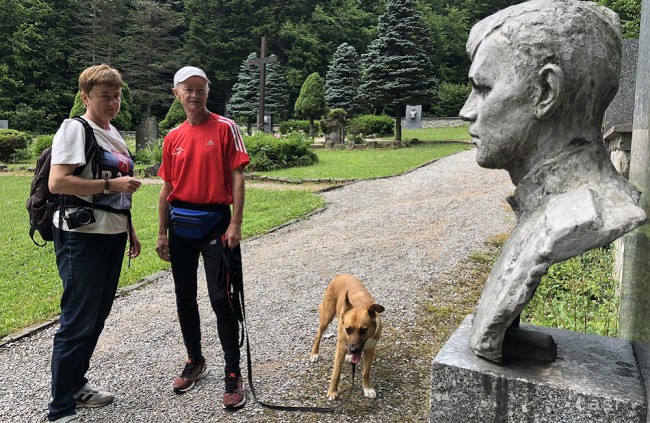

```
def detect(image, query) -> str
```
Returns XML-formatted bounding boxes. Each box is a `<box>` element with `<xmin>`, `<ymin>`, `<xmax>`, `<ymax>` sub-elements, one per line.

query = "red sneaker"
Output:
<box><xmin>222</xmin><ymin>372</ymin><xmax>246</xmax><ymax>409</ymax></box>
<box><xmin>172</xmin><ymin>357</ymin><xmax>208</xmax><ymax>393</ymax></box>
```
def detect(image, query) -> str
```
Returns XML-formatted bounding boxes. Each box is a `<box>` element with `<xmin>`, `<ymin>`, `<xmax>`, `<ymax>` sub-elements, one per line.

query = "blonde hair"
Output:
<box><xmin>78</xmin><ymin>64</ymin><xmax>123</xmax><ymax>94</ymax></box>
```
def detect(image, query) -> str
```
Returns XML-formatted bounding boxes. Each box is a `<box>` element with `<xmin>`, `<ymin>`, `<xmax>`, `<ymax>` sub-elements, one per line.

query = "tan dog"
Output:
<box><xmin>309</xmin><ymin>274</ymin><xmax>385</xmax><ymax>400</ymax></box>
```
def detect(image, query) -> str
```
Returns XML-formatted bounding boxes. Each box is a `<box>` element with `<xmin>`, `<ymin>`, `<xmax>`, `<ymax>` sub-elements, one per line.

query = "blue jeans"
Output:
<box><xmin>48</xmin><ymin>228</ymin><xmax>127</xmax><ymax>421</ymax></box>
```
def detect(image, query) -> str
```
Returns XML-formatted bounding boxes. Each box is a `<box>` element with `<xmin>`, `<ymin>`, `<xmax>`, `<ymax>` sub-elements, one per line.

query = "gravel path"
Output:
<box><xmin>0</xmin><ymin>149</ymin><xmax>513</xmax><ymax>422</ymax></box>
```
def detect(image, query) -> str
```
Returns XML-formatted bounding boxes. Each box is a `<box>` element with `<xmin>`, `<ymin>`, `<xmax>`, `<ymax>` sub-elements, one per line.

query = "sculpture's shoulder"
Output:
<box><xmin>542</xmin><ymin>184</ymin><xmax>646</xmax><ymax>260</ymax></box>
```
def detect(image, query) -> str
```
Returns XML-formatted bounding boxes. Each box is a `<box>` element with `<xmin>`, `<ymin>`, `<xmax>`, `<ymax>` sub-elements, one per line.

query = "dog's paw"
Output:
<box><xmin>327</xmin><ymin>391</ymin><xmax>338</xmax><ymax>401</ymax></box>
<box><xmin>363</xmin><ymin>387</ymin><xmax>377</xmax><ymax>398</ymax></box>
<box><xmin>309</xmin><ymin>353</ymin><xmax>320</xmax><ymax>363</ymax></box>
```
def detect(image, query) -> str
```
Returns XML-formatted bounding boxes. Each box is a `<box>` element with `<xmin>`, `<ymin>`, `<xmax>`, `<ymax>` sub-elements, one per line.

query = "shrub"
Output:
<box><xmin>347</xmin><ymin>114</ymin><xmax>393</xmax><ymax>136</ymax></box>
<box><xmin>4</xmin><ymin>104</ymin><xmax>50</xmax><ymax>134</ymax></box>
<box><xmin>0</xmin><ymin>129</ymin><xmax>30</xmax><ymax>162</ymax></box>
<box><xmin>320</xmin><ymin>108</ymin><xmax>347</xmax><ymax>133</ymax></box>
<box><xmin>159</xmin><ymin>99</ymin><xmax>186</xmax><ymax>133</ymax></box>
<box><xmin>244</xmin><ymin>132</ymin><xmax>318</xmax><ymax>172</ymax></box>
<box><xmin>33</xmin><ymin>134</ymin><xmax>54</xmax><ymax>156</ymax></box>
<box><xmin>431</xmin><ymin>83</ymin><xmax>471</xmax><ymax>117</ymax></box>
<box><xmin>134</xmin><ymin>139</ymin><xmax>163</xmax><ymax>165</ymax></box>
<box><xmin>279</xmin><ymin>119</ymin><xmax>311</xmax><ymax>135</ymax></box>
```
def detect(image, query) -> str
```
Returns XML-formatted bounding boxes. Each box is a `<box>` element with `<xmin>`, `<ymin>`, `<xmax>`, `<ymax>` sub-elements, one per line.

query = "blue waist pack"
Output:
<box><xmin>169</xmin><ymin>206</ymin><xmax>222</xmax><ymax>239</ymax></box>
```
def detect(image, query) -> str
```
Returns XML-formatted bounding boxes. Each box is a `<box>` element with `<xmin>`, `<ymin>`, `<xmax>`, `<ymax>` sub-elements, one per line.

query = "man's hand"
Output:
<box><xmin>156</xmin><ymin>233</ymin><xmax>171</xmax><ymax>262</ymax></box>
<box><xmin>224</xmin><ymin>222</ymin><xmax>242</xmax><ymax>248</ymax></box>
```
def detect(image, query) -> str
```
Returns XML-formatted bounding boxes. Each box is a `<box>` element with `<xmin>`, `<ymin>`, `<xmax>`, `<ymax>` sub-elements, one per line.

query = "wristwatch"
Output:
<box><xmin>103</xmin><ymin>178</ymin><xmax>110</xmax><ymax>195</ymax></box>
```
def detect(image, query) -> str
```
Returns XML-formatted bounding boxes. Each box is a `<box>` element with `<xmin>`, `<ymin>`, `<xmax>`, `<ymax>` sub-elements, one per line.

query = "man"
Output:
<box><xmin>459</xmin><ymin>0</ymin><xmax>646</xmax><ymax>363</ymax></box>
<box><xmin>156</xmin><ymin>66</ymin><xmax>249</xmax><ymax>409</ymax></box>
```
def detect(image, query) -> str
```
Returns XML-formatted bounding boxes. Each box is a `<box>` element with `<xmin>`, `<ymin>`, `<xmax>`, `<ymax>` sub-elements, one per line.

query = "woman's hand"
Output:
<box><xmin>110</xmin><ymin>176</ymin><xmax>141</xmax><ymax>194</ymax></box>
<box><xmin>128</xmin><ymin>228</ymin><xmax>142</xmax><ymax>258</ymax></box>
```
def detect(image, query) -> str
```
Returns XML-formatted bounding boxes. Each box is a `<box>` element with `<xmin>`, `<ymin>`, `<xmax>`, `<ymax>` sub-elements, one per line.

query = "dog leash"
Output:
<box><xmin>243</xmin><ymin>321</ymin><xmax>356</xmax><ymax>412</ymax></box>
<box><xmin>223</xmin><ymin>246</ymin><xmax>357</xmax><ymax>412</ymax></box>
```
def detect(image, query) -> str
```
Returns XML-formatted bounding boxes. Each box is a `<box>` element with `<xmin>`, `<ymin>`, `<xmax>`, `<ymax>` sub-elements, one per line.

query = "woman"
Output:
<box><xmin>47</xmin><ymin>64</ymin><xmax>142</xmax><ymax>423</ymax></box>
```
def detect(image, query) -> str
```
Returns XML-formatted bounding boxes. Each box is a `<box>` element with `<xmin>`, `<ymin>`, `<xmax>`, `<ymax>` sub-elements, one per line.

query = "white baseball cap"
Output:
<box><xmin>173</xmin><ymin>66</ymin><xmax>210</xmax><ymax>87</ymax></box>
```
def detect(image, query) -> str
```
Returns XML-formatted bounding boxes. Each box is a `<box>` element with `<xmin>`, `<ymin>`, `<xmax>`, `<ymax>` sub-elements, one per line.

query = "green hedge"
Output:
<box><xmin>278</xmin><ymin>119</ymin><xmax>311</xmax><ymax>135</ymax></box>
<box><xmin>0</xmin><ymin>129</ymin><xmax>30</xmax><ymax>162</ymax></box>
<box><xmin>245</xmin><ymin>132</ymin><xmax>318</xmax><ymax>172</ymax></box>
<box><xmin>32</xmin><ymin>134</ymin><xmax>54</xmax><ymax>156</ymax></box>
<box><xmin>347</xmin><ymin>114</ymin><xmax>393</xmax><ymax>136</ymax></box>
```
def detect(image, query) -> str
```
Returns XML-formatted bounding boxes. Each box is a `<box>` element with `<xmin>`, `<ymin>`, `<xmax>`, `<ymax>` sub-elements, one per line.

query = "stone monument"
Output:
<box><xmin>404</xmin><ymin>105</ymin><xmax>422</xmax><ymax>129</ymax></box>
<box><xmin>459</xmin><ymin>0</ymin><xmax>646</xmax><ymax>364</ymax></box>
<box><xmin>620</xmin><ymin>0</ymin><xmax>650</xmax><ymax>420</ymax></box>
<box><xmin>604</xmin><ymin>39</ymin><xmax>639</xmax><ymax>131</ymax></box>
<box><xmin>258</xmin><ymin>115</ymin><xmax>272</xmax><ymax>133</ymax></box>
<box><xmin>0</xmin><ymin>120</ymin><xmax>7</xmax><ymax>129</ymax></box>
<box><xmin>431</xmin><ymin>1</ymin><xmax>648</xmax><ymax>420</ymax></box>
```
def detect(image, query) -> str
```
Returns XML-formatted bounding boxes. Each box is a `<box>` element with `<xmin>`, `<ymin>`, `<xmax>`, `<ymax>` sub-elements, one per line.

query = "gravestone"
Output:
<box><xmin>135</xmin><ymin>117</ymin><xmax>158</xmax><ymax>151</ymax></box>
<box><xmin>257</xmin><ymin>115</ymin><xmax>272</xmax><ymax>133</ymax></box>
<box><xmin>404</xmin><ymin>105</ymin><xmax>422</xmax><ymax>129</ymax></box>
<box><xmin>604</xmin><ymin>39</ymin><xmax>639</xmax><ymax>131</ymax></box>
<box><xmin>620</xmin><ymin>1</ymin><xmax>650</xmax><ymax>421</ymax></box>
<box><xmin>0</xmin><ymin>120</ymin><xmax>7</xmax><ymax>129</ymax></box>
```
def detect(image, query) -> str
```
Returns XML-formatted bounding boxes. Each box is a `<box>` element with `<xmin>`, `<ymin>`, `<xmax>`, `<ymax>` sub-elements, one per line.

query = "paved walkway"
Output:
<box><xmin>0</xmin><ymin>150</ymin><xmax>513</xmax><ymax>422</ymax></box>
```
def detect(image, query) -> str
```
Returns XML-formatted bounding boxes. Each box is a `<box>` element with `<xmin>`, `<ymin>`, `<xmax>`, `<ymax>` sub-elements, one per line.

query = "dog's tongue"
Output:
<box><xmin>351</xmin><ymin>352</ymin><xmax>362</xmax><ymax>364</ymax></box>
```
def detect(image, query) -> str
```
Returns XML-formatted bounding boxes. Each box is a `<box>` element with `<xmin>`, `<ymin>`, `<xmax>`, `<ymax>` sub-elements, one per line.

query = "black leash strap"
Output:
<box><xmin>243</xmin><ymin>322</ymin><xmax>355</xmax><ymax>412</ymax></box>
<box><xmin>223</xmin><ymin>246</ymin><xmax>356</xmax><ymax>412</ymax></box>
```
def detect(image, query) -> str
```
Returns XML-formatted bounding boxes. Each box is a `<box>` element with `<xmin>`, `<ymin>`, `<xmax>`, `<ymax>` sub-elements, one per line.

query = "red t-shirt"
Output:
<box><xmin>159</xmin><ymin>113</ymin><xmax>250</xmax><ymax>204</ymax></box>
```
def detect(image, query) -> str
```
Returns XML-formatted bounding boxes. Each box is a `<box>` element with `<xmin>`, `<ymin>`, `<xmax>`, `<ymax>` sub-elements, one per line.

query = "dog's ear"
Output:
<box><xmin>343</xmin><ymin>291</ymin><xmax>353</xmax><ymax>312</ymax></box>
<box><xmin>368</xmin><ymin>304</ymin><xmax>385</xmax><ymax>317</ymax></box>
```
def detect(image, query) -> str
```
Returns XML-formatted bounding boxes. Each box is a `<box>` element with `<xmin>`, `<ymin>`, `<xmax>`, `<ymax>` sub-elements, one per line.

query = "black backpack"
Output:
<box><xmin>26</xmin><ymin>116</ymin><xmax>102</xmax><ymax>246</ymax></box>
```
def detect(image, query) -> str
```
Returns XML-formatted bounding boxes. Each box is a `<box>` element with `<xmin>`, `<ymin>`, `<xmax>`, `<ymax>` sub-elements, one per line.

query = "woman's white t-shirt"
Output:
<box><xmin>51</xmin><ymin>118</ymin><xmax>133</xmax><ymax>234</ymax></box>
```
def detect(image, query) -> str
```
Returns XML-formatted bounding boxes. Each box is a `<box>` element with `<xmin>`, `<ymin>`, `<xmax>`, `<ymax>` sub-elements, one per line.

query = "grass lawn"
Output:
<box><xmin>257</xmin><ymin>142</ymin><xmax>472</xmax><ymax>180</ymax></box>
<box><xmin>0</xmin><ymin>176</ymin><xmax>324</xmax><ymax>338</ymax></box>
<box><xmin>402</xmin><ymin>125</ymin><xmax>470</xmax><ymax>141</ymax></box>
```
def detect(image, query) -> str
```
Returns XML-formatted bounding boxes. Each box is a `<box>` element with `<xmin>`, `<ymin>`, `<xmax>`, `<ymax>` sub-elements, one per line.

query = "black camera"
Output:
<box><xmin>65</xmin><ymin>207</ymin><xmax>96</xmax><ymax>229</ymax></box>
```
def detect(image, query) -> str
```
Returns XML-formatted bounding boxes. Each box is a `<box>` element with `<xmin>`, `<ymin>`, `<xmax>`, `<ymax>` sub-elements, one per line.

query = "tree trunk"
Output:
<box><xmin>394</xmin><ymin>105</ymin><xmax>402</xmax><ymax>143</ymax></box>
<box><xmin>309</xmin><ymin>117</ymin><xmax>314</xmax><ymax>138</ymax></box>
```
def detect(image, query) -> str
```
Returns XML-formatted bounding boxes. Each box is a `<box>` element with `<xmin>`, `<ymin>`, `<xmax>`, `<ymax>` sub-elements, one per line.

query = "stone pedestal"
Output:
<box><xmin>430</xmin><ymin>316</ymin><xmax>645</xmax><ymax>423</ymax></box>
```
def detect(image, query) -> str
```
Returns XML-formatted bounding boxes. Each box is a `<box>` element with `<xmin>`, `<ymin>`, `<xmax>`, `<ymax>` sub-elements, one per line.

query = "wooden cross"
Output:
<box><xmin>248</xmin><ymin>36</ymin><xmax>278</xmax><ymax>132</ymax></box>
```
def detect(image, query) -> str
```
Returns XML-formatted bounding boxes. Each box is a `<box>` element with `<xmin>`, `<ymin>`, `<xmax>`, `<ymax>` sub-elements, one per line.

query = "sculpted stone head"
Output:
<box><xmin>460</xmin><ymin>0</ymin><xmax>621</xmax><ymax>183</ymax></box>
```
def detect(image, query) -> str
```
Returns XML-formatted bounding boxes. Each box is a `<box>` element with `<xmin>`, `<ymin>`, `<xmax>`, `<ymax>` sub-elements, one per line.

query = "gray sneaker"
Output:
<box><xmin>73</xmin><ymin>383</ymin><xmax>114</xmax><ymax>408</ymax></box>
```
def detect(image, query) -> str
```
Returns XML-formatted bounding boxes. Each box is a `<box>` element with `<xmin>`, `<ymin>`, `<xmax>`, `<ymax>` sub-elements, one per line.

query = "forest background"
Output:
<box><xmin>0</xmin><ymin>0</ymin><xmax>641</xmax><ymax>134</ymax></box>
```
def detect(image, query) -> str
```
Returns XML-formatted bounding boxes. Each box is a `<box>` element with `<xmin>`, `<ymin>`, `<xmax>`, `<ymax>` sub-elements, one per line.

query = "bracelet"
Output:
<box><xmin>103</xmin><ymin>178</ymin><xmax>110</xmax><ymax>195</ymax></box>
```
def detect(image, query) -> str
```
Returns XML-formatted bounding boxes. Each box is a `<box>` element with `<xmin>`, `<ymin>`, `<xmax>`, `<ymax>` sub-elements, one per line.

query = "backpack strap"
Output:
<box><xmin>71</xmin><ymin>116</ymin><xmax>101</xmax><ymax>178</ymax></box>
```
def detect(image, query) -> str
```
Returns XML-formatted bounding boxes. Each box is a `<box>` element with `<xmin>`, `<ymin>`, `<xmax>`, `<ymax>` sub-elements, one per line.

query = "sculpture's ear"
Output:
<box><xmin>535</xmin><ymin>64</ymin><xmax>564</xmax><ymax>119</ymax></box>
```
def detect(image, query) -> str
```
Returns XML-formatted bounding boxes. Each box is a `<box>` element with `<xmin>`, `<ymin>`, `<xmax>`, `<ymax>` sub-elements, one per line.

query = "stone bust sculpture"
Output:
<box><xmin>459</xmin><ymin>0</ymin><xmax>647</xmax><ymax>363</ymax></box>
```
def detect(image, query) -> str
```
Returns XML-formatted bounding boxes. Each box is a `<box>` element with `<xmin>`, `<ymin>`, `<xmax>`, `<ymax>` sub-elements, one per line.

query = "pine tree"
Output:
<box><xmin>325</xmin><ymin>43</ymin><xmax>361</xmax><ymax>115</ymax></box>
<box><xmin>229</xmin><ymin>53</ymin><xmax>259</xmax><ymax>135</ymax></box>
<box><xmin>294</xmin><ymin>72</ymin><xmax>327</xmax><ymax>138</ymax></box>
<box><xmin>359</xmin><ymin>0</ymin><xmax>436</xmax><ymax>142</ymax></box>
<box><xmin>265</xmin><ymin>62</ymin><xmax>290</xmax><ymax>123</ymax></box>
